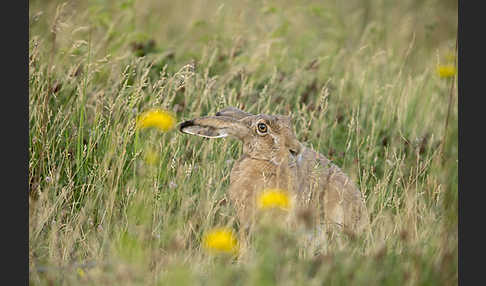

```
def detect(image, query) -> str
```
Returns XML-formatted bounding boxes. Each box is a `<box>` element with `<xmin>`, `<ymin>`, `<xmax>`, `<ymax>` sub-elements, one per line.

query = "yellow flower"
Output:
<box><xmin>202</xmin><ymin>227</ymin><xmax>239</xmax><ymax>254</ymax></box>
<box><xmin>257</xmin><ymin>188</ymin><xmax>291</xmax><ymax>211</ymax></box>
<box><xmin>436</xmin><ymin>65</ymin><xmax>456</xmax><ymax>78</ymax></box>
<box><xmin>143</xmin><ymin>148</ymin><xmax>159</xmax><ymax>166</ymax></box>
<box><xmin>136</xmin><ymin>109</ymin><xmax>176</xmax><ymax>132</ymax></box>
<box><xmin>77</xmin><ymin>268</ymin><xmax>85</xmax><ymax>278</ymax></box>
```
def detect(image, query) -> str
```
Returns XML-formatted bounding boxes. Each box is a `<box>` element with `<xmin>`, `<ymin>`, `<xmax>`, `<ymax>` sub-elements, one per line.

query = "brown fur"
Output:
<box><xmin>179</xmin><ymin>107</ymin><xmax>369</xmax><ymax>234</ymax></box>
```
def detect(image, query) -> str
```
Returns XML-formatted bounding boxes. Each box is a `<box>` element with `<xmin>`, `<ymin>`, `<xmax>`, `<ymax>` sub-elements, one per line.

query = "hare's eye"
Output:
<box><xmin>257</xmin><ymin>123</ymin><xmax>268</xmax><ymax>133</ymax></box>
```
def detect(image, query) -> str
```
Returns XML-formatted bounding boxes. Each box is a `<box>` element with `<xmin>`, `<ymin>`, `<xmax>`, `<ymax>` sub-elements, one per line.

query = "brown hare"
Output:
<box><xmin>179</xmin><ymin>107</ymin><xmax>369</xmax><ymax>235</ymax></box>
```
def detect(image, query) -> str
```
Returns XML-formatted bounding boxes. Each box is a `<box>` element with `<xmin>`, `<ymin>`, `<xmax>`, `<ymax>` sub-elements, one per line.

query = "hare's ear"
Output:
<box><xmin>179</xmin><ymin>116</ymin><xmax>250</xmax><ymax>140</ymax></box>
<box><xmin>215</xmin><ymin>107</ymin><xmax>253</xmax><ymax>120</ymax></box>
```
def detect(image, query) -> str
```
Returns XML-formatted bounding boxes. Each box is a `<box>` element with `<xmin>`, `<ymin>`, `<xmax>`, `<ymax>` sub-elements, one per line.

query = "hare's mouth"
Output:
<box><xmin>289</xmin><ymin>147</ymin><xmax>304</xmax><ymax>163</ymax></box>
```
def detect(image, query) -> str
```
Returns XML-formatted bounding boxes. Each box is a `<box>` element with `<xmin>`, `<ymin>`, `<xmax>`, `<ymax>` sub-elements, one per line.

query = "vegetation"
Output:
<box><xmin>29</xmin><ymin>0</ymin><xmax>458</xmax><ymax>285</ymax></box>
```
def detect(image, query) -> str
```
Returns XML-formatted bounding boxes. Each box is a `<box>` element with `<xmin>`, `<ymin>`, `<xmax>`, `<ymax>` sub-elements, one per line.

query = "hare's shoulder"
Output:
<box><xmin>294</xmin><ymin>147</ymin><xmax>333</xmax><ymax>174</ymax></box>
<box><xmin>297</xmin><ymin>147</ymin><xmax>362</xmax><ymax>198</ymax></box>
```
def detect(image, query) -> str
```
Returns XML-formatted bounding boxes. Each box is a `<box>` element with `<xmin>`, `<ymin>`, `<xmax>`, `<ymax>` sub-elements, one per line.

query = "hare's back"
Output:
<box><xmin>294</xmin><ymin>147</ymin><xmax>368</xmax><ymax>231</ymax></box>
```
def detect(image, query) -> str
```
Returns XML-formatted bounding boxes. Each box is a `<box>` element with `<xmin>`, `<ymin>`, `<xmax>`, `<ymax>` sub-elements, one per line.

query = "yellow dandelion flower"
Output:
<box><xmin>143</xmin><ymin>148</ymin><xmax>159</xmax><ymax>166</ymax></box>
<box><xmin>136</xmin><ymin>109</ymin><xmax>176</xmax><ymax>132</ymax></box>
<box><xmin>77</xmin><ymin>268</ymin><xmax>85</xmax><ymax>278</ymax></box>
<box><xmin>202</xmin><ymin>227</ymin><xmax>239</xmax><ymax>254</ymax></box>
<box><xmin>257</xmin><ymin>188</ymin><xmax>291</xmax><ymax>211</ymax></box>
<box><xmin>436</xmin><ymin>65</ymin><xmax>456</xmax><ymax>78</ymax></box>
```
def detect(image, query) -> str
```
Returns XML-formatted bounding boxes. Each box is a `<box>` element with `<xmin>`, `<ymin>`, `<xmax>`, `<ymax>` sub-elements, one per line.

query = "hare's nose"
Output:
<box><xmin>287</xmin><ymin>139</ymin><xmax>303</xmax><ymax>155</ymax></box>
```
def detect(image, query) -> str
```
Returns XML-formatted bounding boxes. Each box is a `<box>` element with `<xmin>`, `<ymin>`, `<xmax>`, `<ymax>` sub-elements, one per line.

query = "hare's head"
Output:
<box><xmin>179</xmin><ymin>107</ymin><xmax>302</xmax><ymax>164</ymax></box>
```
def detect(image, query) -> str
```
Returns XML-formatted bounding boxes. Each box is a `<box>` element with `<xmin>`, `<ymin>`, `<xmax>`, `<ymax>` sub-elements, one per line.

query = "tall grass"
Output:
<box><xmin>29</xmin><ymin>0</ymin><xmax>457</xmax><ymax>285</ymax></box>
